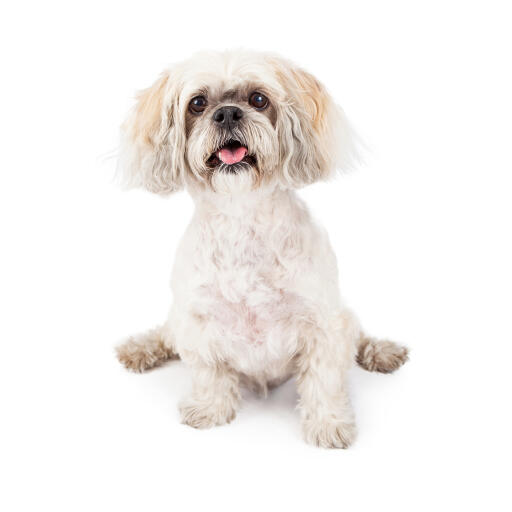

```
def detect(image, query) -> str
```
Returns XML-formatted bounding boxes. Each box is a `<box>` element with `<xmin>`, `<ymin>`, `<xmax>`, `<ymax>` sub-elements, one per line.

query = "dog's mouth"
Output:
<box><xmin>207</xmin><ymin>140</ymin><xmax>256</xmax><ymax>171</ymax></box>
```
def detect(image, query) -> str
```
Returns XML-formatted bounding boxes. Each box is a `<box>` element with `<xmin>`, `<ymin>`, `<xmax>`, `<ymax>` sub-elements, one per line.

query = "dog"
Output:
<box><xmin>115</xmin><ymin>50</ymin><xmax>408</xmax><ymax>448</ymax></box>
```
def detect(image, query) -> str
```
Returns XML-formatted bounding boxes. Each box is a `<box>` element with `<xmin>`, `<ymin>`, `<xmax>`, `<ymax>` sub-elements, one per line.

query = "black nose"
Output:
<box><xmin>213</xmin><ymin>106</ymin><xmax>243</xmax><ymax>128</ymax></box>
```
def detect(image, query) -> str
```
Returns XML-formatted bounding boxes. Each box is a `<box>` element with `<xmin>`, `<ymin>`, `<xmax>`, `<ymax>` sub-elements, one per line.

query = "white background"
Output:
<box><xmin>1</xmin><ymin>1</ymin><xmax>511</xmax><ymax>510</ymax></box>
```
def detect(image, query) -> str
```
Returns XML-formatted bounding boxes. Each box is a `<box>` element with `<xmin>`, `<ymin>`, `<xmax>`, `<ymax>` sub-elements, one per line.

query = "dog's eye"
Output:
<box><xmin>189</xmin><ymin>95</ymin><xmax>208</xmax><ymax>114</ymax></box>
<box><xmin>249</xmin><ymin>92</ymin><xmax>269</xmax><ymax>110</ymax></box>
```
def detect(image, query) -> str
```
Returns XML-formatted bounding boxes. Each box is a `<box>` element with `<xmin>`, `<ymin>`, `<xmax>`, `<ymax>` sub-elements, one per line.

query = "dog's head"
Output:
<box><xmin>118</xmin><ymin>50</ymin><xmax>358</xmax><ymax>195</ymax></box>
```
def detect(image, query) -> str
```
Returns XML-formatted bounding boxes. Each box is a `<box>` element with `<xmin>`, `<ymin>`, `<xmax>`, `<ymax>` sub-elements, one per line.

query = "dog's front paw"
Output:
<box><xmin>179</xmin><ymin>398</ymin><xmax>237</xmax><ymax>429</ymax></box>
<box><xmin>302</xmin><ymin>417</ymin><xmax>357</xmax><ymax>449</ymax></box>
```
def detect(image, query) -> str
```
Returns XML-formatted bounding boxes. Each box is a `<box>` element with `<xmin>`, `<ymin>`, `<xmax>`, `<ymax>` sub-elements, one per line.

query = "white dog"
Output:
<box><xmin>116</xmin><ymin>50</ymin><xmax>408</xmax><ymax>448</ymax></box>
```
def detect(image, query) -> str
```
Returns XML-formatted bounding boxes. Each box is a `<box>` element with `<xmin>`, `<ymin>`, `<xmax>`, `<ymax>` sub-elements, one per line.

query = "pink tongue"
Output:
<box><xmin>217</xmin><ymin>146</ymin><xmax>248</xmax><ymax>165</ymax></box>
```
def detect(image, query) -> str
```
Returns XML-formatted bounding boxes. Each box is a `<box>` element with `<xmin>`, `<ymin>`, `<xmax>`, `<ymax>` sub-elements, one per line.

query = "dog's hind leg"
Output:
<box><xmin>116</xmin><ymin>325</ymin><xmax>179</xmax><ymax>373</ymax></box>
<box><xmin>356</xmin><ymin>334</ymin><xmax>408</xmax><ymax>374</ymax></box>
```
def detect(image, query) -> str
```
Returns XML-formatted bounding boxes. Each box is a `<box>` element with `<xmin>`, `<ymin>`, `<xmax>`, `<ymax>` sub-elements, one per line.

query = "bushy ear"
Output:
<box><xmin>272</xmin><ymin>59</ymin><xmax>360</xmax><ymax>188</ymax></box>
<box><xmin>117</xmin><ymin>71</ymin><xmax>185</xmax><ymax>194</ymax></box>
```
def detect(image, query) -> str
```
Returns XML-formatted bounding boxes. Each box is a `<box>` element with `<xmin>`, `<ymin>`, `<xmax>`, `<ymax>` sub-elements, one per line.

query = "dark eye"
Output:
<box><xmin>189</xmin><ymin>95</ymin><xmax>208</xmax><ymax>114</ymax></box>
<box><xmin>249</xmin><ymin>92</ymin><xmax>269</xmax><ymax>110</ymax></box>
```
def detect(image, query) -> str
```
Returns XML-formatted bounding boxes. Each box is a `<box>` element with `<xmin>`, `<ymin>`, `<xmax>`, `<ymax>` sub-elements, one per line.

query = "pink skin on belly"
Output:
<box><xmin>195</xmin><ymin>285</ymin><xmax>306</xmax><ymax>347</ymax></box>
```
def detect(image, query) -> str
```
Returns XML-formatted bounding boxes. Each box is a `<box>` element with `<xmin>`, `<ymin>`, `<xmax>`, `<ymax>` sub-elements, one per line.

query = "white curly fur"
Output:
<box><xmin>116</xmin><ymin>50</ymin><xmax>408</xmax><ymax>448</ymax></box>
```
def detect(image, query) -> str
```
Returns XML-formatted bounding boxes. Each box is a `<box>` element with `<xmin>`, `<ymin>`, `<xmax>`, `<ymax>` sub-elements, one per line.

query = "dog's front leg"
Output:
<box><xmin>296</xmin><ymin>315</ymin><xmax>358</xmax><ymax>448</ymax></box>
<box><xmin>179</xmin><ymin>360</ymin><xmax>241</xmax><ymax>429</ymax></box>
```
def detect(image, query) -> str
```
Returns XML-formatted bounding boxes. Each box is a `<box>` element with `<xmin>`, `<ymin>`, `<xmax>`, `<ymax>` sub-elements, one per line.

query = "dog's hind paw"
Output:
<box><xmin>116</xmin><ymin>328</ymin><xmax>178</xmax><ymax>373</ymax></box>
<box><xmin>356</xmin><ymin>337</ymin><xmax>409</xmax><ymax>374</ymax></box>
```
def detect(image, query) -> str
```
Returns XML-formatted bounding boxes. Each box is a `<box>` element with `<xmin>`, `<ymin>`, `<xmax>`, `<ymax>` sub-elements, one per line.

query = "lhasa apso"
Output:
<box><xmin>116</xmin><ymin>50</ymin><xmax>408</xmax><ymax>448</ymax></box>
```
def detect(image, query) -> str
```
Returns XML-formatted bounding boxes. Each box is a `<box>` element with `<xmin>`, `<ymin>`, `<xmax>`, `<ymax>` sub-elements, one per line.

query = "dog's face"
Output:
<box><xmin>184</xmin><ymin>71</ymin><xmax>280</xmax><ymax>193</ymax></box>
<box><xmin>118</xmin><ymin>51</ymin><xmax>356</xmax><ymax>195</ymax></box>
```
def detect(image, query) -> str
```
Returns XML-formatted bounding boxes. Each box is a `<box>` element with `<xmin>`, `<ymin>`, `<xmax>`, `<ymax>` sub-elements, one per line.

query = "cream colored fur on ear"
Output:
<box><xmin>117</xmin><ymin>71</ymin><xmax>185</xmax><ymax>194</ymax></box>
<box><xmin>269</xmin><ymin>56</ymin><xmax>360</xmax><ymax>187</ymax></box>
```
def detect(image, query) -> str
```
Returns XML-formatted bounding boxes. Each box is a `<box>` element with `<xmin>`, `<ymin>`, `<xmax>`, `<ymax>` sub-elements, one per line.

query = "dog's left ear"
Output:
<box><xmin>273</xmin><ymin>59</ymin><xmax>359</xmax><ymax>187</ymax></box>
<box><xmin>117</xmin><ymin>70</ymin><xmax>185</xmax><ymax>195</ymax></box>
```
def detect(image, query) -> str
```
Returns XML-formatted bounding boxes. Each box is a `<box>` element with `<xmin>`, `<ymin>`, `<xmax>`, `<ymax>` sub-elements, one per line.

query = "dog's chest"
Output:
<box><xmin>191</xmin><ymin>215</ymin><xmax>305</xmax><ymax>350</ymax></box>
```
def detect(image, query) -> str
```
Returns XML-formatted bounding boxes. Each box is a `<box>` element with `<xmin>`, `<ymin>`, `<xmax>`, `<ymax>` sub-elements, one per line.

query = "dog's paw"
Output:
<box><xmin>179</xmin><ymin>398</ymin><xmax>237</xmax><ymax>429</ymax></box>
<box><xmin>116</xmin><ymin>335</ymin><xmax>177</xmax><ymax>373</ymax></box>
<box><xmin>357</xmin><ymin>338</ymin><xmax>409</xmax><ymax>374</ymax></box>
<box><xmin>116</xmin><ymin>341</ymin><xmax>161</xmax><ymax>373</ymax></box>
<box><xmin>302</xmin><ymin>417</ymin><xmax>357</xmax><ymax>449</ymax></box>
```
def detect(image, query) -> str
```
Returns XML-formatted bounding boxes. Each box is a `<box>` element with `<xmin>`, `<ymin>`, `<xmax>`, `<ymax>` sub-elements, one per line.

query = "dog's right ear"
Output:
<box><xmin>117</xmin><ymin>71</ymin><xmax>185</xmax><ymax>194</ymax></box>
